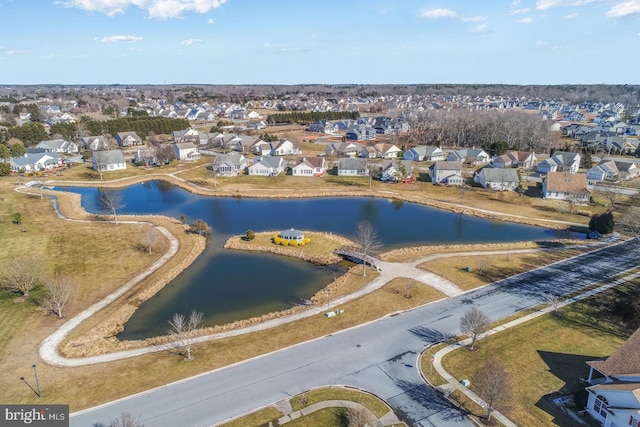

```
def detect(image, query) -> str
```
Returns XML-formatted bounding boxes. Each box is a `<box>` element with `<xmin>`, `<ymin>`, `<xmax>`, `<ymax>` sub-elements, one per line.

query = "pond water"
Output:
<box><xmin>59</xmin><ymin>181</ymin><xmax>579</xmax><ymax>339</ymax></box>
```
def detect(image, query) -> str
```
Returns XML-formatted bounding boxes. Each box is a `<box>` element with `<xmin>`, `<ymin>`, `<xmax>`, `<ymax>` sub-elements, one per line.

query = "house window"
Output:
<box><xmin>593</xmin><ymin>395</ymin><xmax>608</xmax><ymax>417</ymax></box>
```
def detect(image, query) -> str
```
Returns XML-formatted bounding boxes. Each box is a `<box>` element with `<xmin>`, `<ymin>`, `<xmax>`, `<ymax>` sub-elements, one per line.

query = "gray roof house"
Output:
<box><xmin>381</xmin><ymin>159</ymin><xmax>412</xmax><ymax>182</ymax></box>
<box><xmin>213</xmin><ymin>152</ymin><xmax>247</xmax><ymax>176</ymax></box>
<box><xmin>492</xmin><ymin>151</ymin><xmax>537</xmax><ymax>169</ymax></box>
<box><xmin>173</xmin><ymin>142</ymin><xmax>201</xmax><ymax>161</ymax></box>
<box><xmin>536</xmin><ymin>151</ymin><xmax>581</xmax><ymax>174</ymax></box>
<box><xmin>446</xmin><ymin>148</ymin><xmax>490</xmax><ymax>165</ymax></box>
<box><xmin>115</xmin><ymin>131</ymin><xmax>143</xmax><ymax>147</ymax></box>
<box><xmin>92</xmin><ymin>149</ymin><xmax>126</xmax><ymax>172</ymax></box>
<box><xmin>248</xmin><ymin>156</ymin><xmax>285</xmax><ymax>176</ymax></box>
<box><xmin>10</xmin><ymin>152</ymin><xmax>62</xmax><ymax>172</ymax></box>
<box><xmin>429</xmin><ymin>161</ymin><xmax>463</xmax><ymax>185</ymax></box>
<box><xmin>80</xmin><ymin>136</ymin><xmax>109</xmax><ymax>151</ymax></box>
<box><xmin>337</xmin><ymin>157</ymin><xmax>369</xmax><ymax>176</ymax></box>
<box><xmin>404</xmin><ymin>145</ymin><xmax>446</xmax><ymax>162</ymax></box>
<box><xmin>473</xmin><ymin>167</ymin><xmax>520</xmax><ymax>190</ymax></box>
<box><xmin>36</xmin><ymin>139</ymin><xmax>78</xmax><ymax>154</ymax></box>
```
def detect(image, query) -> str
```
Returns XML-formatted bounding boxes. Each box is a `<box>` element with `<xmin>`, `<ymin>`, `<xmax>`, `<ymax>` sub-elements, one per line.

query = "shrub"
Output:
<box><xmin>273</xmin><ymin>235</ymin><xmax>283</xmax><ymax>245</ymax></box>
<box><xmin>280</xmin><ymin>240</ymin><xmax>289</xmax><ymax>246</ymax></box>
<box><xmin>303</xmin><ymin>238</ymin><xmax>311</xmax><ymax>244</ymax></box>
<box><xmin>589</xmin><ymin>211</ymin><xmax>615</xmax><ymax>234</ymax></box>
<box><xmin>290</xmin><ymin>240</ymin><xmax>299</xmax><ymax>247</ymax></box>
<box><xmin>245</xmin><ymin>229</ymin><xmax>255</xmax><ymax>241</ymax></box>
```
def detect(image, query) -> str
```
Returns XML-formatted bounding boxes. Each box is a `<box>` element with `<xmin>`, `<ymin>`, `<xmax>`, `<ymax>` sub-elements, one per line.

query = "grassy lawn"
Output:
<box><xmin>421</xmin><ymin>280</ymin><xmax>638</xmax><ymax>427</ymax></box>
<box><xmin>290</xmin><ymin>387</ymin><xmax>391</xmax><ymax>417</ymax></box>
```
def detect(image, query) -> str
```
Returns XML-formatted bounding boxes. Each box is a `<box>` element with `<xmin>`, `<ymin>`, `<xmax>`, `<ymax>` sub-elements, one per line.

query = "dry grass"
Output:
<box><xmin>425</xmin><ymin>287</ymin><xmax>636</xmax><ymax>427</ymax></box>
<box><xmin>291</xmin><ymin>387</ymin><xmax>390</xmax><ymax>417</ymax></box>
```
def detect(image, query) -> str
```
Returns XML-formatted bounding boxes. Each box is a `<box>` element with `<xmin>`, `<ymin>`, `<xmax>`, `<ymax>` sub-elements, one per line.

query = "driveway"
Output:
<box><xmin>70</xmin><ymin>238</ymin><xmax>640</xmax><ymax>427</ymax></box>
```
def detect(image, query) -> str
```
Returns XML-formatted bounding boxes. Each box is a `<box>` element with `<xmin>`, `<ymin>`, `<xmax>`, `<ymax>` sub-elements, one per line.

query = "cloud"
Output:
<box><xmin>420</xmin><ymin>8</ymin><xmax>486</xmax><ymax>23</ymax></box>
<box><xmin>518</xmin><ymin>17</ymin><xmax>533</xmax><ymax>23</ymax></box>
<box><xmin>606</xmin><ymin>1</ymin><xmax>640</xmax><ymax>19</ymax></box>
<box><xmin>207</xmin><ymin>18</ymin><xmax>214</xmax><ymax>24</ymax></box>
<box><xmin>60</xmin><ymin>0</ymin><xmax>227</xmax><ymax>19</ymax></box>
<box><xmin>97</xmin><ymin>35</ymin><xmax>143</xmax><ymax>43</ymax></box>
<box><xmin>6</xmin><ymin>50</ymin><xmax>28</xmax><ymax>55</ymax></box>
<box><xmin>536</xmin><ymin>0</ymin><xmax>596</xmax><ymax>9</ymax></box>
<box><xmin>535</xmin><ymin>40</ymin><xmax>550</xmax><ymax>46</ymax></box>
<box><xmin>564</xmin><ymin>13</ymin><xmax>579</xmax><ymax>19</ymax></box>
<box><xmin>470</xmin><ymin>23</ymin><xmax>490</xmax><ymax>33</ymax></box>
<box><xmin>510</xmin><ymin>0</ymin><xmax>530</xmax><ymax>14</ymax></box>
<box><xmin>182</xmin><ymin>38</ymin><xmax>202</xmax><ymax>45</ymax></box>
<box><xmin>420</xmin><ymin>8</ymin><xmax>458</xmax><ymax>18</ymax></box>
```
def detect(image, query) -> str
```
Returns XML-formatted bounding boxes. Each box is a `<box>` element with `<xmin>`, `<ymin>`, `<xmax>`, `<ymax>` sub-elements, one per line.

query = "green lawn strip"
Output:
<box><xmin>216</xmin><ymin>406</ymin><xmax>283</xmax><ymax>427</ymax></box>
<box><xmin>290</xmin><ymin>387</ymin><xmax>390</xmax><ymax>418</ymax></box>
<box><xmin>438</xmin><ymin>299</ymin><xmax>633</xmax><ymax>427</ymax></box>
<box><xmin>285</xmin><ymin>407</ymin><xmax>346</xmax><ymax>426</ymax></box>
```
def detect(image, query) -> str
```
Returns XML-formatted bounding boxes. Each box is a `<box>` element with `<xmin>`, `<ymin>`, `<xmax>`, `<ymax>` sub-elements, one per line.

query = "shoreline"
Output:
<box><xmin>37</xmin><ymin>173</ymin><xmax>587</xmax><ymax>359</ymax></box>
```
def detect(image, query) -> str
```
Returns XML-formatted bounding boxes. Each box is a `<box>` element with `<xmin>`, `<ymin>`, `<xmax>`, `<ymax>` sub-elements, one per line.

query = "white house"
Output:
<box><xmin>10</xmin><ymin>152</ymin><xmax>62</xmax><ymax>172</ymax></box>
<box><xmin>446</xmin><ymin>148</ymin><xmax>490</xmax><ymax>165</ymax></box>
<box><xmin>292</xmin><ymin>157</ymin><xmax>327</xmax><ymax>177</ymax></box>
<box><xmin>250</xmin><ymin>139</ymin><xmax>272</xmax><ymax>156</ymax></box>
<box><xmin>492</xmin><ymin>151</ymin><xmax>537</xmax><ymax>169</ymax></box>
<box><xmin>270</xmin><ymin>139</ymin><xmax>300</xmax><ymax>156</ymax></box>
<box><xmin>404</xmin><ymin>145</ymin><xmax>446</xmax><ymax>162</ymax></box>
<box><xmin>248</xmin><ymin>156</ymin><xmax>285</xmax><ymax>176</ymax></box>
<box><xmin>587</xmin><ymin>160</ymin><xmax>639</xmax><ymax>183</ymax></box>
<box><xmin>542</xmin><ymin>172</ymin><xmax>590</xmax><ymax>201</ymax></box>
<box><xmin>337</xmin><ymin>157</ymin><xmax>369</xmax><ymax>176</ymax></box>
<box><xmin>429</xmin><ymin>161</ymin><xmax>463</xmax><ymax>185</ymax></box>
<box><xmin>36</xmin><ymin>139</ymin><xmax>78</xmax><ymax>154</ymax></box>
<box><xmin>80</xmin><ymin>136</ymin><xmax>109</xmax><ymax>151</ymax></box>
<box><xmin>372</xmin><ymin>143</ymin><xmax>402</xmax><ymax>159</ymax></box>
<box><xmin>115</xmin><ymin>131</ymin><xmax>143</xmax><ymax>147</ymax></box>
<box><xmin>92</xmin><ymin>149</ymin><xmax>127</xmax><ymax>172</ymax></box>
<box><xmin>473</xmin><ymin>167</ymin><xmax>520</xmax><ymax>191</ymax></box>
<box><xmin>381</xmin><ymin>159</ymin><xmax>412</xmax><ymax>182</ymax></box>
<box><xmin>536</xmin><ymin>151</ymin><xmax>581</xmax><ymax>174</ymax></box>
<box><xmin>584</xmin><ymin>327</ymin><xmax>640</xmax><ymax>427</ymax></box>
<box><xmin>213</xmin><ymin>152</ymin><xmax>247</xmax><ymax>176</ymax></box>
<box><xmin>173</xmin><ymin>142</ymin><xmax>201</xmax><ymax>161</ymax></box>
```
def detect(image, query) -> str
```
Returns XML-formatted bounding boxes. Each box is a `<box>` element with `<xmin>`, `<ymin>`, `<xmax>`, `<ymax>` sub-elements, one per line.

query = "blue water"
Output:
<box><xmin>58</xmin><ymin>181</ymin><xmax>578</xmax><ymax>339</ymax></box>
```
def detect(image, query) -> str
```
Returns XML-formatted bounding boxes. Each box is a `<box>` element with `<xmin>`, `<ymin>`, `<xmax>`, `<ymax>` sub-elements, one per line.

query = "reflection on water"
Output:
<box><xmin>59</xmin><ymin>181</ymin><xmax>582</xmax><ymax>340</ymax></box>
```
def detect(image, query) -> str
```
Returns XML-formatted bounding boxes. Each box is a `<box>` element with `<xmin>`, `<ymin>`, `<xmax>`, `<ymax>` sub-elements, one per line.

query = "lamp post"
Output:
<box><xmin>32</xmin><ymin>364</ymin><xmax>41</xmax><ymax>398</ymax></box>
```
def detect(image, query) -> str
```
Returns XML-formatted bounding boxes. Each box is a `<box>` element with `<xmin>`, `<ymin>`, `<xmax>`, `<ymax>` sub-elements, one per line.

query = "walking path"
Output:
<box><xmin>15</xmin><ymin>174</ymin><xmax>624</xmax><ymax>426</ymax></box>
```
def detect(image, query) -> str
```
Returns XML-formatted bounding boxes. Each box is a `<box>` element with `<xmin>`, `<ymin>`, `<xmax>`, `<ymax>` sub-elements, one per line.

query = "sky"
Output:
<box><xmin>0</xmin><ymin>0</ymin><xmax>639</xmax><ymax>86</ymax></box>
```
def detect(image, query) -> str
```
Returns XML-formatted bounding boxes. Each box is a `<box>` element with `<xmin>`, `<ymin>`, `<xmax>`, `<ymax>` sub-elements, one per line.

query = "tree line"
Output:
<box><xmin>407</xmin><ymin>109</ymin><xmax>559</xmax><ymax>154</ymax></box>
<box><xmin>265</xmin><ymin>111</ymin><xmax>360</xmax><ymax>125</ymax></box>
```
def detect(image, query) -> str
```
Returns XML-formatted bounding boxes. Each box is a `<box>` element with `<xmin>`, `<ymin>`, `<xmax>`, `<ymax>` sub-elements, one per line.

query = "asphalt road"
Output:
<box><xmin>71</xmin><ymin>238</ymin><xmax>640</xmax><ymax>427</ymax></box>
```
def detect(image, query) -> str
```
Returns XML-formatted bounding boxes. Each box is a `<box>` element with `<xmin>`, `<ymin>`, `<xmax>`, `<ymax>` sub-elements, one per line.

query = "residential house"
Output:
<box><xmin>36</xmin><ymin>139</ymin><xmax>79</xmax><ymax>154</ymax></box>
<box><xmin>250</xmin><ymin>139</ymin><xmax>272</xmax><ymax>156</ymax></box>
<box><xmin>309</xmin><ymin>119</ymin><xmax>338</xmax><ymax>134</ymax></box>
<box><xmin>337</xmin><ymin>157</ymin><xmax>369</xmax><ymax>177</ymax></box>
<box><xmin>542</xmin><ymin>172</ymin><xmax>590</xmax><ymax>201</ymax></box>
<box><xmin>325</xmin><ymin>142</ymin><xmax>360</xmax><ymax>157</ymax></box>
<box><xmin>429</xmin><ymin>161</ymin><xmax>463</xmax><ymax>185</ymax></box>
<box><xmin>134</xmin><ymin>147</ymin><xmax>158</xmax><ymax>166</ymax></box>
<box><xmin>372</xmin><ymin>143</ymin><xmax>402</xmax><ymax>159</ymax></box>
<box><xmin>583</xmin><ymin>327</ymin><xmax>640</xmax><ymax>427</ymax></box>
<box><xmin>446</xmin><ymin>148</ymin><xmax>490</xmax><ymax>165</ymax></box>
<box><xmin>271</xmin><ymin>139</ymin><xmax>300</xmax><ymax>156</ymax></box>
<box><xmin>345</xmin><ymin>124</ymin><xmax>376</xmax><ymax>141</ymax></box>
<box><xmin>248</xmin><ymin>156</ymin><xmax>285</xmax><ymax>176</ymax></box>
<box><xmin>381</xmin><ymin>159</ymin><xmax>412</xmax><ymax>182</ymax></box>
<box><xmin>173</xmin><ymin>142</ymin><xmax>201</xmax><ymax>161</ymax></box>
<box><xmin>80</xmin><ymin>136</ymin><xmax>109</xmax><ymax>151</ymax></box>
<box><xmin>213</xmin><ymin>152</ymin><xmax>247</xmax><ymax>176</ymax></box>
<box><xmin>587</xmin><ymin>160</ymin><xmax>639</xmax><ymax>183</ymax></box>
<box><xmin>10</xmin><ymin>152</ymin><xmax>62</xmax><ymax>172</ymax></box>
<box><xmin>172</xmin><ymin>128</ymin><xmax>200</xmax><ymax>143</ymax></box>
<box><xmin>474</xmin><ymin>167</ymin><xmax>520</xmax><ymax>191</ymax></box>
<box><xmin>536</xmin><ymin>151</ymin><xmax>581</xmax><ymax>174</ymax></box>
<box><xmin>115</xmin><ymin>131</ymin><xmax>143</xmax><ymax>147</ymax></box>
<box><xmin>492</xmin><ymin>151</ymin><xmax>537</xmax><ymax>169</ymax></box>
<box><xmin>292</xmin><ymin>157</ymin><xmax>327</xmax><ymax>177</ymax></box>
<box><xmin>360</xmin><ymin>146</ymin><xmax>378</xmax><ymax>159</ymax></box>
<box><xmin>404</xmin><ymin>145</ymin><xmax>446</xmax><ymax>162</ymax></box>
<box><xmin>92</xmin><ymin>149</ymin><xmax>126</xmax><ymax>172</ymax></box>
<box><xmin>214</xmin><ymin>133</ymin><xmax>243</xmax><ymax>150</ymax></box>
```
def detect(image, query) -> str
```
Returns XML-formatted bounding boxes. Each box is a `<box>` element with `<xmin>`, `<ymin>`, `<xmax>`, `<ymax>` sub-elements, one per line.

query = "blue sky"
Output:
<box><xmin>0</xmin><ymin>0</ymin><xmax>639</xmax><ymax>85</ymax></box>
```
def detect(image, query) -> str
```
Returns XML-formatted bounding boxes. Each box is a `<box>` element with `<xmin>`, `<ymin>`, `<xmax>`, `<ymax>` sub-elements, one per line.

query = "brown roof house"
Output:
<box><xmin>584</xmin><ymin>327</ymin><xmax>640</xmax><ymax>426</ymax></box>
<box><xmin>542</xmin><ymin>172</ymin><xmax>590</xmax><ymax>202</ymax></box>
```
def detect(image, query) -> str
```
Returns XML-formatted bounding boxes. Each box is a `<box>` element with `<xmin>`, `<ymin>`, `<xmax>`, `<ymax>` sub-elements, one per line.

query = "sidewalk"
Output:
<box><xmin>428</xmin><ymin>266</ymin><xmax>640</xmax><ymax>427</ymax></box>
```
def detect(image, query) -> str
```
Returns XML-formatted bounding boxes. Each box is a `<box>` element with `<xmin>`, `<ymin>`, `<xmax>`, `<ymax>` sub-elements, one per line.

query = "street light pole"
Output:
<box><xmin>32</xmin><ymin>364</ymin><xmax>41</xmax><ymax>398</ymax></box>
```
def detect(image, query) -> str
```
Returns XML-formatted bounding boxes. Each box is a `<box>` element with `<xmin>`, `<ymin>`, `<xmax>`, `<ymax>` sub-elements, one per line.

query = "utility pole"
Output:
<box><xmin>32</xmin><ymin>364</ymin><xmax>41</xmax><ymax>398</ymax></box>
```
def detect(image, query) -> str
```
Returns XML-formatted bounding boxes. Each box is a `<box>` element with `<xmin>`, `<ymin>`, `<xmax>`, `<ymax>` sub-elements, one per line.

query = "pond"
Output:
<box><xmin>59</xmin><ymin>181</ymin><xmax>579</xmax><ymax>339</ymax></box>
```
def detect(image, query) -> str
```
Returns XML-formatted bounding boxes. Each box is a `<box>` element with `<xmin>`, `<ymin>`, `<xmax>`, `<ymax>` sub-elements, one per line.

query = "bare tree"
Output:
<box><xmin>476</xmin><ymin>256</ymin><xmax>490</xmax><ymax>276</ymax></box>
<box><xmin>99</xmin><ymin>188</ymin><xmax>125</xmax><ymax>224</ymax></box>
<box><xmin>351</xmin><ymin>220</ymin><xmax>383</xmax><ymax>277</ymax></box>
<box><xmin>42</xmin><ymin>275</ymin><xmax>73</xmax><ymax>318</ymax></box>
<box><xmin>595</xmin><ymin>183</ymin><xmax>621</xmax><ymax>208</ymax></box>
<box><xmin>140</xmin><ymin>227</ymin><xmax>161</xmax><ymax>254</ymax></box>
<box><xmin>472</xmin><ymin>358</ymin><xmax>513</xmax><ymax>423</ymax></box>
<box><xmin>92</xmin><ymin>150</ymin><xmax>109</xmax><ymax>180</ymax></box>
<box><xmin>459</xmin><ymin>307</ymin><xmax>490</xmax><ymax>350</ymax></box>
<box><xmin>544</xmin><ymin>292</ymin><xmax>562</xmax><ymax>318</ymax></box>
<box><xmin>0</xmin><ymin>256</ymin><xmax>46</xmax><ymax>298</ymax></box>
<box><xmin>166</xmin><ymin>310</ymin><xmax>204</xmax><ymax>361</ymax></box>
<box><xmin>93</xmin><ymin>412</ymin><xmax>144</xmax><ymax>427</ymax></box>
